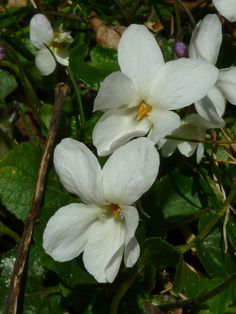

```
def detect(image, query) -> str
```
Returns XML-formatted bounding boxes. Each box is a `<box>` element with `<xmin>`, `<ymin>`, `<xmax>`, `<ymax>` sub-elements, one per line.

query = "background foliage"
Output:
<box><xmin>0</xmin><ymin>0</ymin><xmax>236</xmax><ymax>313</ymax></box>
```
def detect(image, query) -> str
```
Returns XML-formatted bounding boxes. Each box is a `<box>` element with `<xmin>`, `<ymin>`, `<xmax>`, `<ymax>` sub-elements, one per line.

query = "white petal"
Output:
<box><xmin>185</xmin><ymin>113</ymin><xmax>225</xmax><ymax>129</ymax></box>
<box><xmin>123</xmin><ymin>206</ymin><xmax>139</xmax><ymax>243</ymax></box>
<box><xmin>217</xmin><ymin>67</ymin><xmax>236</xmax><ymax>105</ymax></box>
<box><xmin>213</xmin><ymin>0</ymin><xmax>236</xmax><ymax>22</ymax></box>
<box><xmin>102</xmin><ymin>138</ymin><xmax>159</xmax><ymax>205</ymax></box>
<box><xmin>83</xmin><ymin>217</ymin><xmax>125</xmax><ymax>283</ymax></box>
<box><xmin>43</xmin><ymin>203</ymin><xmax>100</xmax><ymax>262</ymax></box>
<box><xmin>92</xmin><ymin>109</ymin><xmax>151</xmax><ymax>156</ymax></box>
<box><xmin>123</xmin><ymin>206</ymin><xmax>140</xmax><ymax>267</ymax></box>
<box><xmin>124</xmin><ymin>237</ymin><xmax>140</xmax><ymax>268</ymax></box>
<box><xmin>35</xmin><ymin>49</ymin><xmax>56</xmax><ymax>76</ymax></box>
<box><xmin>94</xmin><ymin>72</ymin><xmax>137</xmax><ymax>112</ymax></box>
<box><xmin>118</xmin><ymin>24</ymin><xmax>164</xmax><ymax>97</ymax></box>
<box><xmin>189</xmin><ymin>14</ymin><xmax>222</xmax><ymax>65</ymax></box>
<box><xmin>148</xmin><ymin>110</ymin><xmax>181</xmax><ymax>145</ymax></box>
<box><xmin>196</xmin><ymin>143</ymin><xmax>204</xmax><ymax>164</ymax></box>
<box><xmin>161</xmin><ymin>139</ymin><xmax>179</xmax><ymax>158</ymax></box>
<box><xmin>148</xmin><ymin>58</ymin><xmax>218</xmax><ymax>110</ymax></box>
<box><xmin>105</xmin><ymin>246</ymin><xmax>124</xmax><ymax>282</ymax></box>
<box><xmin>30</xmin><ymin>14</ymin><xmax>54</xmax><ymax>49</ymax></box>
<box><xmin>195</xmin><ymin>87</ymin><xmax>226</xmax><ymax>121</ymax></box>
<box><xmin>54</xmin><ymin>47</ymin><xmax>69</xmax><ymax>66</ymax></box>
<box><xmin>53</xmin><ymin>138</ymin><xmax>105</xmax><ymax>205</ymax></box>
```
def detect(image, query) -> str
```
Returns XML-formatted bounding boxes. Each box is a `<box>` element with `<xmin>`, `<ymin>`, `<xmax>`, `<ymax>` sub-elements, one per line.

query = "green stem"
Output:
<box><xmin>176</xmin><ymin>188</ymin><xmax>236</xmax><ymax>254</ymax></box>
<box><xmin>0</xmin><ymin>221</ymin><xmax>20</xmax><ymax>243</ymax></box>
<box><xmin>157</xmin><ymin>271</ymin><xmax>236</xmax><ymax>311</ymax></box>
<box><xmin>174</xmin><ymin>1</ymin><xmax>182</xmax><ymax>36</ymax></box>
<box><xmin>110</xmin><ymin>265</ymin><xmax>142</xmax><ymax>314</ymax></box>
<box><xmin>165</xmin><ymin>134</ymin><xmax>236</xmax><ymax>145</ymax></box>
<box><xmin>176</xmin><ymin>0</ymin><xmax>196</xmax><ymax>27</ymax></box>
<box><xmin>68</xmin><ymin>67</ymin><xmax>85</xmax><ymax>128</ymax></box>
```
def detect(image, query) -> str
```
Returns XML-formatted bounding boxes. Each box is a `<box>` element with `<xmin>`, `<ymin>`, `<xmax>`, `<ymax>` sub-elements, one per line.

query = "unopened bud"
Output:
<box><xmin>0</xmin><ymin>46</ymin><xmax>6</xmax><ymax>61</ymax></box>
<box><xmin>173</xmin><ymin>41</ymin><xmax>188</xmax><ymax>58</ymax></box>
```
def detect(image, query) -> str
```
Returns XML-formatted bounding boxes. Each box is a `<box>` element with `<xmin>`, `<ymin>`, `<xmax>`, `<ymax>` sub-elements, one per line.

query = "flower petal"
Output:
<box><xmin>53</xmin><ymin>138</ymin><xmax>105</xmax><ymax>205</ymax></box>
<box><xmin>213</xmin><ymin>0</ymin><xmax>236</xmax><ymax>22</ymax></box>
<box><xmin>195</xmin><ymin>87</ymin><xmax>226</xmax><ymax>121</ymax></box>
<box><xmin>217</xmin><ymin>67</ymin><xmax>236</xmax><ymax>105</ymax></box>
<box><xmin>94</xmin><ymin>72</ymin><xmax>137</xmax><ymax>112</ymax></box>
<box><xmin>196</xmin><ymin>143</ymin><xmax>204</xmax><ymax>164</ymax></box>
<box><xmin>124</xmin><ymin>237</ymin><xmax>140</xmax><ymax>268</ymax></box>
<box><xmin>189</xmin><ymin>14</ymin><xmax>222</xmax><ymax>65</ymax></box>
<box><xmin>30</xmin><ymin>14</ymin><xmax>54</xmax><ymax>49</ymax></box>
<box><xmin>148</xmin><ymin>110</ymin><xmax>181</xmax><ymax>145</ymax></box>
<box><xmin>43</xmin><ymin>203</ymin><xmax>100</xmax><ymax>262</ymax></box>
<box><xmin>148</xmin><ymin>58</ymin><xmax>218</xmax><ymax>110</ymax></box>
<box><xmin>102</xmin><ymin>138</ymin><xmax>159</xmax><ymax>205</ymax></box>
<box><xmin>118</xmin><ymin>24</ymin><xmax>164</xmax><ymax>97</ymax></box>
<box><xmin>123</xmin><ymin>206</ymin><xmax>140</xmax><ymax>267</ymax></box>
<box><xmin>123</xmin><ymin>205</ymin><xmax>139</xmax><ymax>243</ymax></box>
<box><xmin>92</xmin><ymin>109</ymin><xmax>151</xmax><ymax>156</ymax></box>
<box><xmin>54</xmin><ymin>47</ymin><xmax>69</xmax><ymax>66</ymax></box>
<box><xmin>35</xmin><ymin>49</ymin><xmax>56</xmax><ymax>76</ymax></box>
<box><xmin>83</xmin><ymin>217</ymin><xmax>125</xmax><ymax>283</ymax></box>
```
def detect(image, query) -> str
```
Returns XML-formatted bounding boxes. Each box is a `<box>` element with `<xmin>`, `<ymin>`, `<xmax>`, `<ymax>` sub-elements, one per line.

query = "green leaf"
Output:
<box><xmin>0</xmin><ymin>70</ymin><xmax>17</xmax><ymax>107</ymax></box>
<box><xmin>69</xmin><ymin>44</ymin><xmax>119</xmax><ymax>89</ymax></box>
<box><xmin>139</xmin><ymin>237</ymin><xmax>180</xmax><ymax>268</ymax></box>
<box><xmin>153</xmin><ymin>169</ymin><xmax>202</xmax><ymax>223</ymax></box>
<box><xmin>0</xmin><ymin>248</ymin><xmax>63</xmax><ymax>314</ymax></box>
<box><xmin>173</xmin><ymin>259</ymin><xmax>236</xmax><ymax>314</ymax></box>
<box><xmin>0</xmin><ymin>142</ymin><xmax>42</xmax><ymax>220</ymax></box>
<box><xmin>196</xmin><ymin>222</ymin><xmax>236</xmax><ymax>278</ymax></box>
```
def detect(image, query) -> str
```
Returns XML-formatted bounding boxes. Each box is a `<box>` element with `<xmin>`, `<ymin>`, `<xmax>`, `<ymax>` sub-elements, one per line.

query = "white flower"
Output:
<box><xmin>161</xmin><ymin>113</ymin><xmax>224</xmax><ymax>163</ymax></box>
<box><xmin>213</xmin><ymin>0</ymin><xmax>236</xmax><ymax>22</ymax></box>
<box><xmin>30</xmin><ymin>14</ymin><xmax>73</xmax><ymax>75</ymax></box>
<box><xmin>43</xmin><ymin>137</ymin><xmax>159</xmax><ymax>283</ymax></box>
<box><xmin>189</xmin><ymin>14</ymin><xmax>236</xmax><ymax>121</ymax></box>
<box><xmin>92</xmin><ymin>24</ymin><xmax>218</xmax><ymax>156</ymax></box>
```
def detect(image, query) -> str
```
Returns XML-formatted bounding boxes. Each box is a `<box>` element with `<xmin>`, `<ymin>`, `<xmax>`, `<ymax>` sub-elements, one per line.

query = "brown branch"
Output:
<box><xmin>5</xmin><ymin>83</ymin><xmax>70</xmax><ymax>314</ymax></box>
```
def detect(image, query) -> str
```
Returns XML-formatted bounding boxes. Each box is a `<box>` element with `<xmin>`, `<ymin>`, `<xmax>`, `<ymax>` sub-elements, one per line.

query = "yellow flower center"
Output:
<box><xmin>137</xmin><ymin>101</ymin><xmax>152</xmax><ymax>120</ymax></box>
<box><xmin>112</xmin><ymin>204</ymin><xmax>122</xmax><ymax>220</ymax></box>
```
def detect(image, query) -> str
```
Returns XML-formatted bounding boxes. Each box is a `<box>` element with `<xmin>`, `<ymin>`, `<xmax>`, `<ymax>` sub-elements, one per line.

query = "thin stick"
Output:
<box><xmin>5</xmin><ymin>83</ymin><xmax>70</xmax><ymax>314</ymax></box>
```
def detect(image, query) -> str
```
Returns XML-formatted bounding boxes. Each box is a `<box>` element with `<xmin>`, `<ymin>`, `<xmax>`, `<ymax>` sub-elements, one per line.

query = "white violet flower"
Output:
<box><xmin>30</xmin><ymin>14</ymin><xmax>73</xmax><ymax>75</ymax></box>
<box><xmin>212</xmin><ymin>0</ymin><xmax>236</xmax><ymax>22</ymax></box>
<box><xmin>189</xmin><ymin>14</ymin><xmax>236</xmax><ymax>121</ymax></box>
<box><xmin>43</xmin><ymin>137</ymin><xmax>159</xmax><ymax>283</ymax></box>
<box><xmin>161</xmin><ymin>113</ymin><xmax>225</xmax><ymax>164</ymax></box>
<box><xmin>92</xmin><ymin>24</ymin><xmax>218</xmax><ymax>156</ymax></box>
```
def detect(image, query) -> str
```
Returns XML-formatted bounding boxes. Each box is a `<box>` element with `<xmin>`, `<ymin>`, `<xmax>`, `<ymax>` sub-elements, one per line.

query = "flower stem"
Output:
<box><xmin>165</xmin><ymin>134</ymin><xmax>236</xmax><ymax>145</ymax></box>
<box><xmin>110</xmin><ymin>265</ymin><xmax>142</xmax><ymax>314</ymax></box>
<box><xmin>176</xmin><ymin>0</ymin><xmax>196</xmax><ymax>27</ymax></box>
<box><xmin>0</xmin><ymin>221</ymin><xmax>20</xmax><ymax>243</ymax></box>
<box><xmin>68</xmin><ymin>67</ymin><xmax>85</xmax><ymax>128</ymax></box>
<box><xmin>176</xmin><ymin>187</ymin><xmax>236</xmax><ymax>254</ymax></box>
<box><xmin>157</xmin><ymin>271</ymin><xmax>236</xmax><ymax>311</ymax></box>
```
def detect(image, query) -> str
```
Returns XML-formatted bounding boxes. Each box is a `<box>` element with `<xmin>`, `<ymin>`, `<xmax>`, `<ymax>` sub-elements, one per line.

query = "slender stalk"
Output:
<box><xmin>165</xmin><ymin>134</ymin><xmax>236</xmax><ymax>145</ymax></box>
<box><xmin>68</xmin><ymin>67</ymin><xmax>85</xmax><ymax>128</ymax></box>
<box><xmin>176</xmin><ymin>0</ymin><xmax>196</xmax><ymax>26</ymax></box>
<box><xmin>5</xmin><ymin>83</ymin><xmax>70</xmax><ymax>314</ymax></box>
<box><xmin>157</xmin><ymin>271</ymin><xmax>236</xmax><ymax>311</ymax></box>
<box><xmin>0</xmin><ymin>221</ymin><xmax>20</xmax><ymax>243</ymax></box>
<box><xmin>176</xmin><ymin>188</ymin><xmax>236</xmax><ymax>254</ymax></box>
<box><xmin>174</xmin><ymin>1</ymin><xmax>182</xmax><ymax>35</ymax></box>
<box><xmin>110</xmin><ymin>266</ymin><xmax>142</xmax><ymax>314</ymax></box>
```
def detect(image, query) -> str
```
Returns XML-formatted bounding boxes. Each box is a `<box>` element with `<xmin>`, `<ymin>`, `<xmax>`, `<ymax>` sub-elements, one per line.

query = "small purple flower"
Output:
<box><xmin>173</xmin><ymin>41</ymin><xmax>188</xmax><ymax>58</ymax></box>
<box><xmin>0</xmin><ymin>46</ymin><xmax>6</xmax><ymax>61</ymax></box>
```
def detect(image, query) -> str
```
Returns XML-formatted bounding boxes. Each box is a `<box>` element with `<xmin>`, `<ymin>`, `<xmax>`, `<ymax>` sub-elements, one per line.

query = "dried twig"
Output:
<box><xmin>5</xmin><ymin>83</ymin><xmax>70</xmax><ymax>314</ymax></box>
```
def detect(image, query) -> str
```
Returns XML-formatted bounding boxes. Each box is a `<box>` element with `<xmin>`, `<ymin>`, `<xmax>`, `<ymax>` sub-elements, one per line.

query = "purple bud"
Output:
<box><xmin>0</xmin><ymin>46</ymin><xmax>6</xmax><ymax>61</ymax></box>
<box><xmin>173</xmin><ymin>41</ymin><xmax>188</xmax><ymax>58</ymax></box>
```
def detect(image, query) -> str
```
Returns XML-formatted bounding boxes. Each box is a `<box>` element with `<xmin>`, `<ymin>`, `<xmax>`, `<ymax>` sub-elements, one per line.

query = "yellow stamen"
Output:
<box><xmin>112</xmin><ymin>204</ymin><xmax>121</xmax><ymax>220</ymax></box>
<box><xmin>137</xmin><ymin>101</ymin><xmax>152</xmax><ymax>120</ymax></box>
